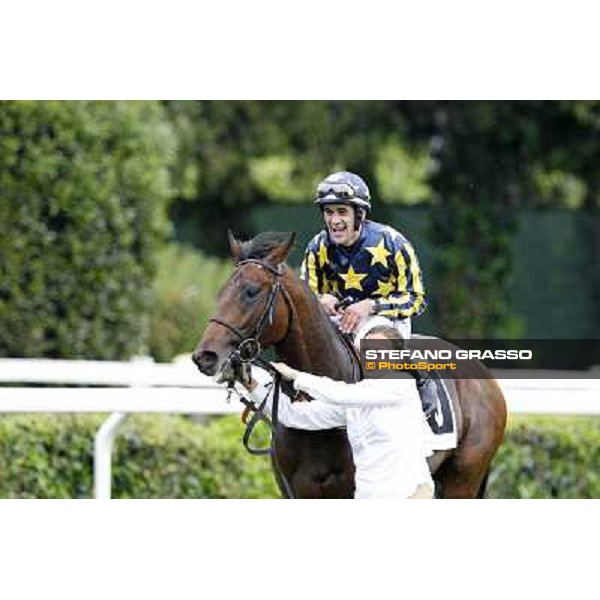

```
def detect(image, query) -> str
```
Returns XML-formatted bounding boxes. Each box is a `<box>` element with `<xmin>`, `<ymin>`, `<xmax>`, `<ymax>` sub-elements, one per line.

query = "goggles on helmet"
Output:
<box><xmin>316</xmin><ymin>181</ymin><xmax>369</xmax><ymax>202</ymax></box>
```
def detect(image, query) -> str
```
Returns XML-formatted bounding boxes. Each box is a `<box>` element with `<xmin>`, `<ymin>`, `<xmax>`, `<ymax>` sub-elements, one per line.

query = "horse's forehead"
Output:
<box><xmin>227</xmin><ymin>263</ymin><xmax>271</xmax><ymax>289</ymax></box>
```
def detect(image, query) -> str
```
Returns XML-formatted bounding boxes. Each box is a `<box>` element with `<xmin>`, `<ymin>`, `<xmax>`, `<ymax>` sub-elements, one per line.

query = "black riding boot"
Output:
<box><xmin>413</xmin><ymin>372</ymin><xmax>438</xmax><ymax>419</ymax></box>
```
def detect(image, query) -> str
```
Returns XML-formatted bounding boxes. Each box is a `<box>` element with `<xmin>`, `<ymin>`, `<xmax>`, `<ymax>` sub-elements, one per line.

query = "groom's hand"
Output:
<box><xmin>271</xmin><ymin>362</ymin><xmax>298</xmax><ymax>382</ymax></box>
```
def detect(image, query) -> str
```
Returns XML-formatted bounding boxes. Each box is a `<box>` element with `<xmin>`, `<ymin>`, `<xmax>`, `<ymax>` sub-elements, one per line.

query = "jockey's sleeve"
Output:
<box><xmin>372</xmin><ymin>237</ymin><xmax>427</xmax><ymax>319</ymax></box>
<box><xmin>300</xmin><ymin>235</ymin><xmax>334</xmax><ymax>295</ymax></box>
<box><xmin>300</xmin><ymin>248</ymin><xmax>320</xmax><ymax>293</ymax></box>
<box><xmin>294</xmin><ymin>372</ymin><xmax>418</xmax><ymax>408</ymax></box>
<box><xmin>244</xmin><ymin>367</ymin><xmax>346</xmax><ymax>430</ymax></box>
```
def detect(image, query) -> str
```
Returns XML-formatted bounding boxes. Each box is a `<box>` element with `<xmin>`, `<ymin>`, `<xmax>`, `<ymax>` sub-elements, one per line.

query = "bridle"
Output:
<box><xmin>208</xmin><ymin>258</ymin><xmax>296</xmax><ymax>498</ymax></box>
<box><xmin>209</xmin><ymin>259</ymin><xmax>294</xmax><ymax>362</ymax></box>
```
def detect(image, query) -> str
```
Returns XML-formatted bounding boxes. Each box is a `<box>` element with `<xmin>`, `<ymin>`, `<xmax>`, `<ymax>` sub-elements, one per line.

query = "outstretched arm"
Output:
<box><xmin>239</xmin><ymin>367</ymin><xmax>347</xmax><ymax>430</ymax></box>
<box><xmin>272</xmin><ymin>363</ymin><xmax>418</xmax><ymax>408</ymax></box>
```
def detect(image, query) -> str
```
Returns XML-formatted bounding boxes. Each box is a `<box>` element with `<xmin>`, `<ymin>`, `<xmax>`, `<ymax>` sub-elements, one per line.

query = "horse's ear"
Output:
<box><xmin>228</xmin><ymin>229</ymin><xmax>242</xmax><ymax>262</ymax></box>
<box><xmin>266</xmin><ymin>232</ymin><xmax>296</xmax><ymax>264</ymax></box>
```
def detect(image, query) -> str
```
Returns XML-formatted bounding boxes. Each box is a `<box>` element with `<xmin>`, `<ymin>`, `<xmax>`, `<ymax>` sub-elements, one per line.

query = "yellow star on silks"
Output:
<box><xmin>317</xmin><ymin>241</ymin><xmax>328</xmax><ymax>268</ymax></box>
<box><xmin>340</xmin><ymin>265</ymin><xmax>367</xmax><ymax>291</ymax></box>
<box><xmin>375</xmin><ymin>279</ymin><xmax>396</xmax><ymax>297</ymax></box>
<box><xmin>365</xmin><ymin>238</ymin><xmax>391</xmax><ymax>267</ymax></box>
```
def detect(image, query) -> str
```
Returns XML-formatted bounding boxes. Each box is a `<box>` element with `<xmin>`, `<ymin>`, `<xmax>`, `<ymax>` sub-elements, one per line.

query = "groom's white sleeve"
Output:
<box><xmin>294</xmin><ymin>372</ymin><xmax>418</xmax><ymax>407</ymax></box>
<box><xmin>238</xmin><ymin>367</ymin><xmax>346</xmax><ymax>430</ymax></box>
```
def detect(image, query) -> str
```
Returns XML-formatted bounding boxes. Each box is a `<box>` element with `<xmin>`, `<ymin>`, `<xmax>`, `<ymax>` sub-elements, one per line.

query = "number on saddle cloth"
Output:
<box><xmin>422</xmin><ymin>375</ymin><xmax>457</xmax><ymax>449</ymax></box>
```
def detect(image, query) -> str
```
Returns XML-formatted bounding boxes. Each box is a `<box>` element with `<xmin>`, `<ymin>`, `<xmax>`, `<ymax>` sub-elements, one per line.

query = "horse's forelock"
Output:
<box><xmin>239</xmin><ymin>232</ymin><xmax>292</xmax><ymax>262</ymax></box>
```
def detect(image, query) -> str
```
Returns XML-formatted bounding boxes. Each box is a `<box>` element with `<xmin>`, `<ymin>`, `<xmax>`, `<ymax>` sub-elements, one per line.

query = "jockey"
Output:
<box><xmin>238</xmin><ymin>326</ymin><xmax>435</xmax><ymax>499</ymax></box>
<box><xmin>300</xmin><ymin>171</ymin><xmax>436</xmax><ymax>415</ymax></box>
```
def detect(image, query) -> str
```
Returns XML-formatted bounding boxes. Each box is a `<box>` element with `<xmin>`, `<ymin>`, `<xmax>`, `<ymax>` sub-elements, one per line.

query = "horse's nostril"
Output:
<box><xmin>192</xmin><ymin>350</ymin><xmax>219</xmax><ymax>375</ymax></box>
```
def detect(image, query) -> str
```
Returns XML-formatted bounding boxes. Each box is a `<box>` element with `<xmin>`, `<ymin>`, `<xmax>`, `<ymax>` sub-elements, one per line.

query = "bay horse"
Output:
<box><xmin>192</xmin><ymin>231</ymin><xmax>507</xmax><ymax>498</ymax></box>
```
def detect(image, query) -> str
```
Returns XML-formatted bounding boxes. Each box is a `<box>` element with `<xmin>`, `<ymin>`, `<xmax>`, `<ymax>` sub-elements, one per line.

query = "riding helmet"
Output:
<box><xmin>314</xmin><ymin>171</ymin><xmax>371</xmax><ymax>214</ymax></box>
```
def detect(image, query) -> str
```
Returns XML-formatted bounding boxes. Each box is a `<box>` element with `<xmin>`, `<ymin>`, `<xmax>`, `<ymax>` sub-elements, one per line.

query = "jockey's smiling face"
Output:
<box><xmin>323</xmin><ymin>204</ymin><xmax>362</xmax><ymax>246</ymax></box>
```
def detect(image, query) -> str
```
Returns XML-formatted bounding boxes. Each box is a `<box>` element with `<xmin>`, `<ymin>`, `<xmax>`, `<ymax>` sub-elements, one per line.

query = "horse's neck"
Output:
<box><xmin>275</xmin><ymin>273</ymin><xmax>357</xmax><ymax>382</ymax></box>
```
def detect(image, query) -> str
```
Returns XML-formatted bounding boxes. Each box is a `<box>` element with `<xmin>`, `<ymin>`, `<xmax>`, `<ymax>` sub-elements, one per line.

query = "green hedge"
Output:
<box><xmin>487</xmin><ymin>415</ymin><xmax>600</xmax><ymax>499</ymax></box>
<box><xmin>148</xmin><ymin>243</ymin><xmax>232</xmax><ymax>363</ymax></box>
<box><xmin>0</xmin><ymin>414</ymin><xmax>279</xmax><ymax>499</ymax></box>
<box><xmin>0</xmin><ymin>101</ymin><xmax>175</xmax><ymax>359</ymax></box>
<box><xmin>0</xmin><ymin>414</ymin><xmax>597</xmax><ymax>498</ymax></box>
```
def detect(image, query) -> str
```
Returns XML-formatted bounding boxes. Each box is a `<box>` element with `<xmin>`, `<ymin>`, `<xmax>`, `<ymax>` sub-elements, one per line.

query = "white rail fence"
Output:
<box><xmin>0</xmin><ymin>358</ymin><xmax>599</xmax><ymax>499</ymax></box>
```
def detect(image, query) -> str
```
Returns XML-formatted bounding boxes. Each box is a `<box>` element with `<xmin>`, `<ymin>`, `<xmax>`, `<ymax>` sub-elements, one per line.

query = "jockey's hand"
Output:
<box><xmin>271</xmin><ymin>362</ymin><xmax>299</xmax><ymax>382</ymax></box>
<box><xmin>319</xmin><ymin>293</ymin><xmax>340</xmax><ymax>316</ymax></box>
<box><xmin>339</xmin><ymin>299</ymin><xmax>374</xmax><ymax>334</ymax></box>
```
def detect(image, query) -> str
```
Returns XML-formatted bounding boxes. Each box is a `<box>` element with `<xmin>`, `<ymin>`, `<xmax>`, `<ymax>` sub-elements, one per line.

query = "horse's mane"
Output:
<box><xmin>238</xmin><ymin>232</ymin><xmax>292</xmax><ymax>261</ymax></box>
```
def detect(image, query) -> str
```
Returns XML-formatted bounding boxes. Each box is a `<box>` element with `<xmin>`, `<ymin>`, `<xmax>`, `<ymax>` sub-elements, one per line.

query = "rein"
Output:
<box><xmin>209</xmin><ymin>258</ymin><xmax>296</xmax><ymax>498</ymax></box>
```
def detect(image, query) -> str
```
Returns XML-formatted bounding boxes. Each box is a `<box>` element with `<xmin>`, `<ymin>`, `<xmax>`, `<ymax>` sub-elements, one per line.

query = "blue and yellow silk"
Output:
<box><xmin>300</xmin><ymin>220</ymin><xmax>427</xmax><ymax>319</ymax></box>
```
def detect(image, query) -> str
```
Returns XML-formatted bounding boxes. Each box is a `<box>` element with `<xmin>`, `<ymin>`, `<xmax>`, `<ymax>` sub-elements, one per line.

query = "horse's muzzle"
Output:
<box><xmin>192</xmin><ymin>349</ymin><xmax>219</xmax><ymax>375</ymax></box>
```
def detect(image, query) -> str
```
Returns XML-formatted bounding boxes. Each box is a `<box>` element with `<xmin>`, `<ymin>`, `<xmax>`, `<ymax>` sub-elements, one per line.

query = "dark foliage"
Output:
<box><xmin>0</xmin><ymin>101</ymin><xmax>175</xmax><ymax>358</ymax></box>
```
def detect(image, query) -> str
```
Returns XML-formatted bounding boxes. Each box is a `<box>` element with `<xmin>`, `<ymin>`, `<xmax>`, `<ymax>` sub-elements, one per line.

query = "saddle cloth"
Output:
<box><xmin>331</xmin><ymin>318</ymin><xmax>457</xmax><ymax>451</ymax></box>
<box><xmin>422</xmin><ymin>373</ymin><xmax>457</xmax><ymax>451</ymax></box>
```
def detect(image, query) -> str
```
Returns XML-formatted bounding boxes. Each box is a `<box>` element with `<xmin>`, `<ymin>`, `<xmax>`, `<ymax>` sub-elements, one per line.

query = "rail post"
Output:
<box><xmin>94</xmin><ymin>412</ymin><xmax>128</xmax><ymax>499</ymax></box>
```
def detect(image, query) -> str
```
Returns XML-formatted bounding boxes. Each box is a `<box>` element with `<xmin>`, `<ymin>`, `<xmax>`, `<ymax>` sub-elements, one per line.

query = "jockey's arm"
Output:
<box><xmin>300</xmin><ymin>241</ymin><xmax>340</xmax><ymax>315</ymax></box>
<box><xmin>371</xmin><ymin>237</ymin><xmax>427</xmax><ymax>319</ymax></box>
<box><xmin>300</xmin><ymin>236</ymin><xmax>338</xmax><ymax>298</ymax></box>
<box><xmin>300</xmin><ymin>241</ymin><xmax>323</xmax><ymax>294</ymax></box>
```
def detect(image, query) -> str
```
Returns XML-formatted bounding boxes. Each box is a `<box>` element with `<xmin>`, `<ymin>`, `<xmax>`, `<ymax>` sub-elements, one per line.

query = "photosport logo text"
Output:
<box><xmin>359</xmin><ymin>339</ymin><xmax>600</xmax><ymax>380</ymax></box>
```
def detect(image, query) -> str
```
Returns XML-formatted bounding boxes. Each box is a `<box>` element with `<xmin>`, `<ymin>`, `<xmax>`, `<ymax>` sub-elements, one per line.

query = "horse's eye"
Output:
<box><xmin>243</xmin><ymin>286</ymin><xmax>261</xmax><ymax>301</ymax></box>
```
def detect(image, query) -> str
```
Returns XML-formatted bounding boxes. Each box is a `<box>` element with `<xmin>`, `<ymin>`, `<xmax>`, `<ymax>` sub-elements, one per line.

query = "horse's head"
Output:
<box><xmin>192</xmin><ymin>230</ymin><xmax>295</xmax><ymax>381</ymax></box>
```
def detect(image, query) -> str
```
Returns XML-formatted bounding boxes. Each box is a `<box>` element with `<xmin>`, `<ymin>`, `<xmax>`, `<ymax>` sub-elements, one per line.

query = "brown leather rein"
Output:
<box><xmin>208</xmin><ymin>258</ymin><xmax>296</xmax><ymax>497</ymax></box>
